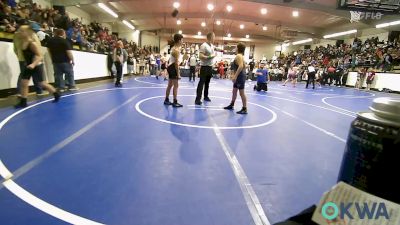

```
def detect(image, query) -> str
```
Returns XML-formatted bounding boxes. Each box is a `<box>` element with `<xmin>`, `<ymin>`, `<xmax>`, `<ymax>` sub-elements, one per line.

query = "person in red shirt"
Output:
<box><xmin>323</xmin><ymin>56</ymin><xmax>329</xmax><ymax>66</ymax></box>
<box><xmin>366</xmin><ymin>68</ymin><xmax>375</xmax><ymax>91</ymax></box>
<box><xmin>218</xmin><ymin>60</ymin><xmax>225</xmax><ymax>79</ymax></box>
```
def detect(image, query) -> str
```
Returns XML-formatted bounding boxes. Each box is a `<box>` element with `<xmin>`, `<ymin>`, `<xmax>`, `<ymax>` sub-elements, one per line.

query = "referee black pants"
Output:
<box><xmin>189</xmin><ymin>66</ymin><xmax>196</xmax><ymax>81</ymax></box>
<box><xmin>335</xmin><ymin>72</ymin><xmax>342</xmax><ymax>86</ymax></box>
<box><xmin>306</xmin><ymin>72</ymin><xmax>316</xmax><ymax>89</ymax></box>
<box><xmin>114</xmin><ymin>61</ymin><xmax>123</xmax><ymax>85</ymax></box>
<box><xmin>196</xmin><ymin>66</ymin><xmax>212</xmax><ymax>101</ymax></box>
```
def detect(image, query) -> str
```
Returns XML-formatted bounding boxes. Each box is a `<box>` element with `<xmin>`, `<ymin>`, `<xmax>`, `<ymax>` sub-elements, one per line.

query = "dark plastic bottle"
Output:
<box><xmin>338</xmin><ymin>97</ymin><xmax>400</xmax><ymax>204</ymax></box>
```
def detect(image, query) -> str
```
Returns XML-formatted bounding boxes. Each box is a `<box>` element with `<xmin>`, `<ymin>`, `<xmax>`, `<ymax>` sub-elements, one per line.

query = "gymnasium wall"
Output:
<box><xmin>358</xmin><ymin>28</ymin><xmax>389</xmax><ymax>42</ymax></box>
<box><xmin>118</xmin><ymin>30</ymin><xmax>140</xmax><ymax>43</ymax></box>
<box><xmin>310</xmin><ymin>39</ymin><xmax>337</xmax><ymax>49</ymax></box>
<box><xmin>66</xmin><ymin>6</ymin><xmax>92</xmax><ymax>25</ymax></box>
<box><xmin>32</xmin><ymin>0</ymin><xmax>52</xmax><ymax>8</ymax></box>
<box><xmin>282</xmin><ymin>45</ymin><xmax>302</xmax><ymax>56</ymax></box>
<box><xmin>347</xmin><ymin>72</ymin><xmax>400</xmax><ymax>91</ymax></box>
<box><xmin>111</xmin><ymin>23</ymin><xmax>140</xmax><ymax>43</ymax></box>
<box><xmin>253</xmin><ymin>44</ymin><xmax>276</xmax><ymax>61</ymax></box>
<box><xmin>141</xmin><ymin>32</ymin><xmax>160</xmax><ymax>48</ymax></box>
<box><xmin>310</xmin><ymin>29</ymin><xmax>389</xmax><ymax>49</ymax></box>
<box><xmin>101</xmin><ymin>23</ymin><xmax>113</xmax><ymax>32</ymax></box>
<box><xmin>253</xmin><ymin>43</ymin><xmax>303</xmax><ymax>61</ymax></box>
<box><xmin>160</xmin><ymin>38</ymin><xmax>169</xmax><ymax>55</ymax></box>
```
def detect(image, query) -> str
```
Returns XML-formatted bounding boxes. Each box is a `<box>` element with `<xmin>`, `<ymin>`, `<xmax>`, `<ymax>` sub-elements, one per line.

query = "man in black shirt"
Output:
<box><xmin>47</xmin><ymin>29</ymin><xmax>77</xmax><ymax>91</ymax></box>
<box><xmin>248</xmin><ymin>59</ymin><xmax>255</xmax><ymax>80</ymax></box>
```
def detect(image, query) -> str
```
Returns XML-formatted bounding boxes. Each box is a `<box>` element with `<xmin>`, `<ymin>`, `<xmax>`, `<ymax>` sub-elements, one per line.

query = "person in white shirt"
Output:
<box><xmin>113</xmin><ymin>41</ymin><xmax>127</xmax><ymax>87</ymax></box>
<box><xmin>31</xmin><ymin>23</ymin><xmax>48</xmax><ymax>43</ymax></box>
<box><xmin>150</xmin><ymin>53</ymin><xmax>156</xmax><ymax>75</ymax></box>
<box><xmin>189</xmin><ymin>53</ymin><xmax>197</xmax><ymax>82</ymax></box>
<box><xmin>306</xmin><ymin>63</ymin><xmax>316</xmax><ymax>89</ymax></box>
<box><xmin>36</xmin><ymin>30</ymin><xmax>48</xmax><ymax>42</ymax></box>
<box><xmin>277</xmin><ymin>67</ymin><xmax>284</xmax><ymax>81</ymax></box>
<box><xmin>195</xmin><ymin>32</ymin><xmax>217</xmax><ymax>105</ymax></box>
<box><xmin>273</xmin><ymin>67</ymin><xmax>280</xmax><ymax>79</ymax></box>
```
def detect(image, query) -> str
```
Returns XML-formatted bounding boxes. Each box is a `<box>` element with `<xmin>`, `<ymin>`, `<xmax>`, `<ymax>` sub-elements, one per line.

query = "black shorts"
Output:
<box><xmin>161</xmin><ymin>64</ymin><xmax>166</xmax><ymax>70</ymax></box>
<box><xmin>366</xmin><ymin>79</ymin><xmax>373</xmax><ymax>84</ymax></box>
<box><xmin>233</xmin><ymin>75</ymin><xmax>246</xmax><ymax>90</ymax></box>
<box><xmin>21</xmin><ymin>64</ymin><xmax>45</xmax><ymax>82</ymax></box>
<box><xmin>167</xmin><ymin>64</ymin><xmax>179</xmax><ymax>79</ymax></box>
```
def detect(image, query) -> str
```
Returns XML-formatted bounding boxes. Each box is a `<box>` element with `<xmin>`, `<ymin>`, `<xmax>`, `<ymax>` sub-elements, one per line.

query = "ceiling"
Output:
<box><xmin>53</xmin><ymin>0</ymin><xmax>398</xmax><ymax>43</ymax></box>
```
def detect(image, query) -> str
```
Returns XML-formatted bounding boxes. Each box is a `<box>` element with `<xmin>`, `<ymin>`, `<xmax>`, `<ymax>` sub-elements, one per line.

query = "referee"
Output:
<box><xmin>195</xmin><ymin>32</ymin><xmax>217</xmax><ymax>105</ymax></box>
<box><xmin>305</xmin><ymin>63</ymin><xmax>316</xmax><ymax>89</ymax></box>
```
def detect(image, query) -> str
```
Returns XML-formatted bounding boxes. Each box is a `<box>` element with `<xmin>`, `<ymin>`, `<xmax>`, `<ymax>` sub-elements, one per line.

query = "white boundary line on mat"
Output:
<box><xmin>0</xmin><ymin>84</ymin><xmax>375</xmax><ymax>225</ymax></box>
<box><xmin>210</xmin><ymin>116</ymin><xmax>271</xmax><ymax>225</ymax></box>
<box><xmin>321</xmin><ymin>93</ymin><xmax>375</xmax><ymax>115</ymax></box>
<box><xmin>135</xmin><ymin>95</ymin><xmax>277</xmax><ymax>130</ymax></box>
<box><xmin>0</xmin><ymin>87</ymin><xmax>168</xmax><ymax>225</ymax></box>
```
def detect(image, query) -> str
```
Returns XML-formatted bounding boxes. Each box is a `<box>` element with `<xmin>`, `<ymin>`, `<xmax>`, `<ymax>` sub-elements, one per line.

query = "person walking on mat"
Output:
<box><xmin>195</xmin><ymin>32</ymin><xmax>217</xmax><ymax>105</ymax></box>
<box><xmin>14</xmin><ymin>25</ymin><xmax>60</xmax><ymax>108</ymax></box>
<box><xmin>13</xmin><ymin>25</ymin><xmax>44</xmax><ymax>96</ymax></box>
<box><xmin>47</xmin><ymin>28</ymin><xmax>77</xmax><ymax>91</ymax></box>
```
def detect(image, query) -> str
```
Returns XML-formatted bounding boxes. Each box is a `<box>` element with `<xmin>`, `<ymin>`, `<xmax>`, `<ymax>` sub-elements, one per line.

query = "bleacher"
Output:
<box><xmin>0</xmin><ymin>31</ymin><xmax>14</xmax><ymax>40</ymax></box>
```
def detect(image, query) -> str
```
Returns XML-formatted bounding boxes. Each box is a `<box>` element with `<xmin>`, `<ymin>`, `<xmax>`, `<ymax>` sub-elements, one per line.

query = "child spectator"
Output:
<box><xmin>31</xmin><ymin>22</ymin><xmax>48</xmax><ymax>45</ymax></box>
<box><xmin>356</xmin><ymin>67</ymin><xmax>368</xmax><ymax>89</ymax></box>
<box><xmin>218</xmin><ymin>60</ymin><xmax>225</xmax><ymax>79</ymax></box>
<box><xmin>366</xmin><ymin>68</ymin><xmax>375</xmax><ymax>91</ymax></box>
<box><xmin>127</xmin><ymin>51</ymin><xmax>135</xmax><ymax>76</ymax></box>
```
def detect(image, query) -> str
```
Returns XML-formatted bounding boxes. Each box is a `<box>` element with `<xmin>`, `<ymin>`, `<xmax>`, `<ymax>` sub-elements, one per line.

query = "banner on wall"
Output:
<box><xmin>223</xmin><ymin>44</ymin><xmax>237</xmax><ymax>55</ymax></box>
<box><xmin>249</xmin><ymin>45</ymin><xmax>255</xmax><ymax>59</ymax></box>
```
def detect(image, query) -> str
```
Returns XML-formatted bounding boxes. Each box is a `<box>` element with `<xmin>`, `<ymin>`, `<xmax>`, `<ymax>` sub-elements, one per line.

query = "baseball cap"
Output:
<box><xmin>30</xmin><ymin>23</ymin><xmax>41</xmax><ymax>31</ymax></box>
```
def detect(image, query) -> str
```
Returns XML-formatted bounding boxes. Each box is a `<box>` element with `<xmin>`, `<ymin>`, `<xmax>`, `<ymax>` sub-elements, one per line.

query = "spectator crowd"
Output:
<box><xmin>283</xmin><ymin>37</ymin><xmax>399</xmax><ymax>71</ymax></box>
<box><xmin>253</xmin><ymin>36</ymin><xmax>400</xmax><ymax>89</ymax></box>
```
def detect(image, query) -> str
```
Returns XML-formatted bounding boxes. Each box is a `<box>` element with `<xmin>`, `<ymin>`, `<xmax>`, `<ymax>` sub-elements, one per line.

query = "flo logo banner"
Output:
<box><xmin>312</xmin><ymin>182</ymin><xmax>400</xmax><ymax>225</ymax></box>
